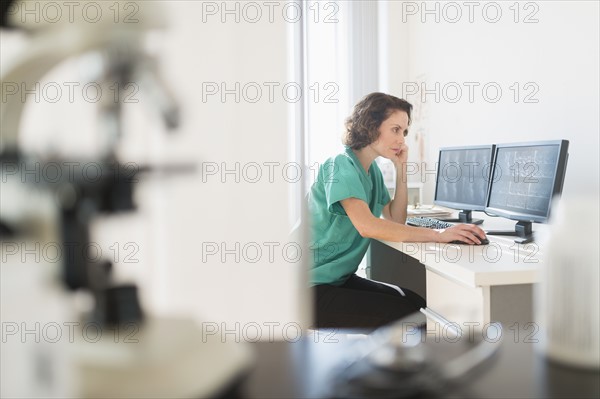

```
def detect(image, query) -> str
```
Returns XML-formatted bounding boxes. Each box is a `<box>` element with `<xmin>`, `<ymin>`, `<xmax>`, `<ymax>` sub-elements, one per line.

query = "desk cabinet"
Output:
<box><xmin>423</xmin><ymin>268</ymin><xmax>534</xmax><ymax>330</ymax></box>
<box><xmin>425</xmin><ymin>269</ymin><xmax>488</xmax><ymax>326</ymax></box>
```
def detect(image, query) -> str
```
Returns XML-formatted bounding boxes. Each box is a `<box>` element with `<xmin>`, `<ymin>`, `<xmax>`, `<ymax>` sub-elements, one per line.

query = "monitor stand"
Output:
<box><xmin>438</xmin><ymin>210</ymin><xmax>484</xmax><ymax>225</ymax></box>
<box><xmin>486</xmin><ymin>221</ymin><xmax>534</xmax><ymax>244</ymax></box>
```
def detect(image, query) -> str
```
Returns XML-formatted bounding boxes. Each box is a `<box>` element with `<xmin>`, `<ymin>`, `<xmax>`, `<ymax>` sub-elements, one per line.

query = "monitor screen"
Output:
<box><xmin>486</xmin><ymin>140</ymin><xmax>569</xmax><ymax>223</ymax></box>
<box><xmin>434</xmin><ymin>145</ymin><xmax>495</xmax><ymax>211</ymax></box>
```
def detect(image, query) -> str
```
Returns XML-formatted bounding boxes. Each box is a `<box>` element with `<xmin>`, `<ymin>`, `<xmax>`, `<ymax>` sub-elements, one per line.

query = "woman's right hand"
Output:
<box><xmin>437</xmin><ymin>224</ymin><xmax>487</xmax><ymax>245</ymax></box>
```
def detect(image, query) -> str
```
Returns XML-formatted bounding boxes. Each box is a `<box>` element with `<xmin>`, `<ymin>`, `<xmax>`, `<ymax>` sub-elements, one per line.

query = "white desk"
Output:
<box><xmin>373</xmin><ymin>215</ymin><xmax>548</xmax><ymax>331</ymax></box>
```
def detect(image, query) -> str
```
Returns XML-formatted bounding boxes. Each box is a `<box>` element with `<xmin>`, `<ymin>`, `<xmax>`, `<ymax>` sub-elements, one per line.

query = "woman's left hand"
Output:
<box><xmin>393</xmin><ymin>143</ymin><xmax>409</xmax><ymax>168</ymax></box>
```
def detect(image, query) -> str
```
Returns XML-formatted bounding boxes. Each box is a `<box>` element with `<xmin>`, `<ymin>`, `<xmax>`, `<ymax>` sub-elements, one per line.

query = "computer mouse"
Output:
<box><xmin>451</xmin><ymin>235</ymin><xmax>489</xmax><ymax>245</ymax></box>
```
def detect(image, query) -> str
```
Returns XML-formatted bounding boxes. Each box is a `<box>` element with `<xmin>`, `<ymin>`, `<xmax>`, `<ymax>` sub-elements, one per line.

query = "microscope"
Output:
<box><xmin>1</xmin><ymin>1</ymin><xmax>252</xmax><ymax>397</ymax></box>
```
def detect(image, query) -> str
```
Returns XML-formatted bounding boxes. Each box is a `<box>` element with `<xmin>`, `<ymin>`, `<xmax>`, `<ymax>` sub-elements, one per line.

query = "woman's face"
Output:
<box><xmin>369</xmin><ymin>110</ymin><xmax>409</xmax><ymax>159</ymax></box>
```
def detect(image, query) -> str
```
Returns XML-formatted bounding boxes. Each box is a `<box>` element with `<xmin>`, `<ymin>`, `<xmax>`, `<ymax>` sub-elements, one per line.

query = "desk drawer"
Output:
<box><xmin>426</xmin><ymin>270</ymin><xmax>489</xmax><ymax>327</ymax></box>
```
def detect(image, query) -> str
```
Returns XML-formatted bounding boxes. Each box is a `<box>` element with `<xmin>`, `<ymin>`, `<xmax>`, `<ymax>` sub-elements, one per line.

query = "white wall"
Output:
<box><xmin>148</xmin><ymin>1</ymin><xmax>310</xmax><ymax>335</ymax></box>
<box><xmin>383</xmin><ymin>0</ymin><xmax>599</xmax><ymax>203</ymax></box>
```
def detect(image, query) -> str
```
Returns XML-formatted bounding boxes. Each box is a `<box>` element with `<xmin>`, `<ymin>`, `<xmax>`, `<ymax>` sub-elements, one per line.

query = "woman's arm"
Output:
<box><xmin>342</xmin><ymin>198</ymin><xmax>487</xmax><ymax>244</ymax></box>
<box><xmin>382</xmin><ymin>143</ymin><xmax>409</xmax><ymax>224</ymax></box>
<box><xmin>382</xmin><ymin>161</ymin><xmax>409</xmax><ymax>224</ymax></box>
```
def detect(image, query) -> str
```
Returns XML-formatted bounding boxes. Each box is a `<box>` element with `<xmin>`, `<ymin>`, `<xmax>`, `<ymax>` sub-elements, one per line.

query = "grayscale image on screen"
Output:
<box><xmin>488</xmin><ymin>145</ymin><xmax>559</xmax><ymax>217</ymax></box>
<box><xmin>436</xmin><ymin>148</ymin><xmax>492</xmax><ymax>207</ymax></box>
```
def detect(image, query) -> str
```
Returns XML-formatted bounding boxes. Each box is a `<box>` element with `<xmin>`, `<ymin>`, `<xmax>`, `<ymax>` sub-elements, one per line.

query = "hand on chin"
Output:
<box><xmin>391</xmin><ymin>151</ymin><xmax>406</xmax><ymax>166</ymax></box>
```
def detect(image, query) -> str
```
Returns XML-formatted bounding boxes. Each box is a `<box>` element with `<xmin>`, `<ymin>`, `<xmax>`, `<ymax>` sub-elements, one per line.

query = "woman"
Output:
<box><xmin>308</xmin><ymin>92</ymin><xmax>487</xmax><ymax>329</ymax></box>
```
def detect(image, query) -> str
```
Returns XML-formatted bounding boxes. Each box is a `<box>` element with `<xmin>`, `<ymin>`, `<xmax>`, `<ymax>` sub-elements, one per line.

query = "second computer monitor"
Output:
<box><xmin>486</xmin><ymin>140</ymin><xmax>569</xmax><ymax>224</ymax></box>
<box><xmin>483</xmin><ymin>140</ymin><xmax>569</xmax><ymax>243</ymax></box>
<box><xmin>434</xmin><ymin>145</ymin><xmax>495</xmax><ymax>224</ymax></box>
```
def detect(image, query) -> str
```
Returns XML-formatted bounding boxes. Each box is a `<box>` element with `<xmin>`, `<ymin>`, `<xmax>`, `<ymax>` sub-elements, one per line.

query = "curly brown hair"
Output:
<box><xmin>343</xmin><ymin>93</ymin><xmax>413</xmax><ymax>150</ymax></box>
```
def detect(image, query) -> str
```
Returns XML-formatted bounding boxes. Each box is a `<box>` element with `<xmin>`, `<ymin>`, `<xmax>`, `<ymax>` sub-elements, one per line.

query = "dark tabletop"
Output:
<box><xmin>240</xmin><ymin>329</ymin><xmax>600</xmax><ymax>399</ymax></box>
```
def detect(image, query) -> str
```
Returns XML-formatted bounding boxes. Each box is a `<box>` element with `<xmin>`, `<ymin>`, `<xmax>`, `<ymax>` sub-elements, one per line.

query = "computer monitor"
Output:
<box><xmin>434</xmin><ymin>145</ymin><xmax>496</xmax><ymax>225</ymax></box>
<box><xmin>485</xmin><ymin>140</ymin><xmax>569</xmax><ymax>243</ymax></box>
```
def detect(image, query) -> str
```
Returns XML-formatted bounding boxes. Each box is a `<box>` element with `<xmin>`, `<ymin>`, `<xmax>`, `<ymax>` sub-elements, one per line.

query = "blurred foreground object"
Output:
<box><xmin>1</xmin><ymin>1</ymin><xmax>252</xmax><ymax>397</ymax></box>
<box><xmin>537</xmin><ymin>196</ymin><xmax>600</xmax><ymax>369</ymax></box>
<box><xmin>330</xmin><ymin>313</ymin><xmax>502</xmax><ymax>398</ymax></box>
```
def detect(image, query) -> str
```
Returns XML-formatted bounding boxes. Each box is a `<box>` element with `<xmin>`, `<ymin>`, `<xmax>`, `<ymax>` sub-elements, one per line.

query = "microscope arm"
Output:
<box><xmin>1</xmin><ymin>1</ymin><xmax>171</xmax><ymax>155</ymax></box>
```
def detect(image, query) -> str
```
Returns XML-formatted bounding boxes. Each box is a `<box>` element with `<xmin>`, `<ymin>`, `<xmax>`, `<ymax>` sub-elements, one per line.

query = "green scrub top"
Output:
<box><xmin>308</xmin><ymin>147</ymin><xmax>391</xmax><ymax>286</ymax></box>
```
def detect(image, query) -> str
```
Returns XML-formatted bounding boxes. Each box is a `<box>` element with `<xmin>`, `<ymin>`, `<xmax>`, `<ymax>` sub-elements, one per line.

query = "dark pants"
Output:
<box><xmin>313</xmin><ymin>274</ymin><xmax>426</xmax><ymax>330</ymax></box>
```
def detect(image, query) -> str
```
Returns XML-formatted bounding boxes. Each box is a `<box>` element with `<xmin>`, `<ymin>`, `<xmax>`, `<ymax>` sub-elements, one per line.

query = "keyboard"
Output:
<box><xmin>406</xmin><ymin>217</ymin><xmax>454</xmax><ymax>229</ymax></box>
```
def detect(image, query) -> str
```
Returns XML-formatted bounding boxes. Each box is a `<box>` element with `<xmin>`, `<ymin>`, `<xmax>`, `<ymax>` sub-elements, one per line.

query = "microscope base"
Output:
<box><xmin>75</xmin><ymin>318</ymin><xmax>254</xmax><ymax>398</ymax></box>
